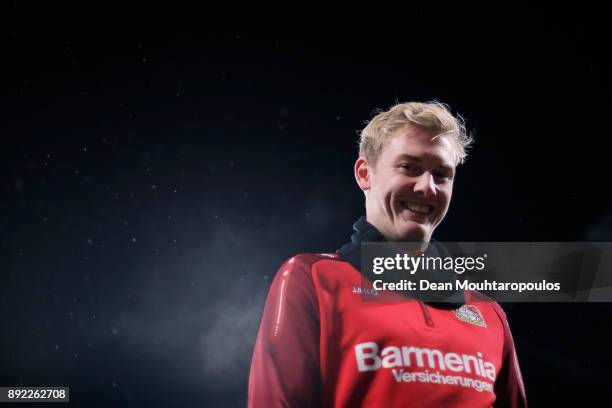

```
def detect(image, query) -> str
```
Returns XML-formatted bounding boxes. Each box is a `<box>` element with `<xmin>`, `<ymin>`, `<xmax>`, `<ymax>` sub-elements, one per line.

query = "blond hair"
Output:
<box><xmin>358</xmin><ymin>101</ymin><xmax>473</xmax><ymax>166</ymax></box>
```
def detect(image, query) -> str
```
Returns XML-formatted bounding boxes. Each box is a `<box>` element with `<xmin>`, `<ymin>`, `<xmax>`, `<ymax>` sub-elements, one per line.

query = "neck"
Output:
<box><xmin>366</xmin><ymin>216</ymin><xmax>431</xmax><ymax>243</ymax></box>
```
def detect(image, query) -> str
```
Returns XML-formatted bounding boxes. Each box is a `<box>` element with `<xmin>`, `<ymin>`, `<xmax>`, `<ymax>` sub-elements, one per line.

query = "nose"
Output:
<box><xmin>413</xmin><ymin>172</ymin><xmax>436</xmax><ymax>197</ymax></box>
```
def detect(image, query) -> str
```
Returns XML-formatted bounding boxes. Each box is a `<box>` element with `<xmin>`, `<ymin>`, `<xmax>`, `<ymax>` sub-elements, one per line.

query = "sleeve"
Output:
<box><xmin>491</xmin><ymin>302</ymin><xmax>528</xmax><ymax>408</ymax></box>
<box><xmin>248</xmin><ymin>255</ymin><xmax>321</xmax><ymax>408</ymax></box>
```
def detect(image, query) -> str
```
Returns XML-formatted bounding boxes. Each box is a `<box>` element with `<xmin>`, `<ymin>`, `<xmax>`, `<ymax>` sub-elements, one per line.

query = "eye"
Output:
<box><xmin>434</xmin><ymin>172</ymin><xmax>453</xmax><ymax>182</ymax></box>
<box><xmin>399</xmin><ymin>163</ymin><xmax>420</xmax><ymax>173</ymax></box>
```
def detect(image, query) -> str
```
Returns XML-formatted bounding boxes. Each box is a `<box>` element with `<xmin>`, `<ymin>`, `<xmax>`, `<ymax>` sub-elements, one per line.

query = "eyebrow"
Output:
<box><xmin>399</xmin><ymin>154</ymin><xmax>422</xmax><ymax>162</ymax></box>
<box><xmin>397</xmin><ymin>154</ymin><xmax>454</xmax><ymax>172</ymax></box>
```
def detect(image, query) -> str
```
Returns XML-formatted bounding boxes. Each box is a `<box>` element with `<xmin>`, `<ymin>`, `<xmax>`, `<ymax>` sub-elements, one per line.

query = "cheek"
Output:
<box><xmin>373</xmin><ymin>174</ymin><xmax>410</xmax><ymax>201</ymax></box>
<box><xmin>387</xmin><ymin>175</ymin><xmax>412</xmax><ymax>190</ymax></box>
<box><xmin>385</xmin><ymin>181</ymin><xmax>408</xmax><ymax>202</ymax></box>
<box><xmin>439</xmin><ymin>187</ymin><xmax>453</xmax><ymax>208</ymax></box>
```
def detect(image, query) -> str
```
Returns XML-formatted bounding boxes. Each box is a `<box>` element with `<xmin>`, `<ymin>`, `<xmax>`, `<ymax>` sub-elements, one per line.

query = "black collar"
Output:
<box><xmin>336</xmin><ymin>216</ymin><xmax>465</xmax><ymax>309</ymax></box>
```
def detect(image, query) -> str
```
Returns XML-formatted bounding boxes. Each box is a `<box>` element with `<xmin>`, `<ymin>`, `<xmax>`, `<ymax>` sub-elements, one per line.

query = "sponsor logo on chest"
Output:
<box><xmin>354</xmin><ymin>341</ymin><xmax>497</xmax><ymax>393</ymax></box>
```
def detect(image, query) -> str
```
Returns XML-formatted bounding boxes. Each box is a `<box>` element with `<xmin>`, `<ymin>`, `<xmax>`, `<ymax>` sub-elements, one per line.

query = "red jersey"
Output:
<box><xmin>249</xmin><ymin>218</ymin><xmax>527</xmax><ymax>407</ymax></box>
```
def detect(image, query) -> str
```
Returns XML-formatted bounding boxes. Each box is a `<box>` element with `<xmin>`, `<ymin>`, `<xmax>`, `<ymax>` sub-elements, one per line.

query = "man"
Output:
<box><xmin>248</xmin><ymin>101</ymin><xmax>527</xmax><ymax>407</ymax></box>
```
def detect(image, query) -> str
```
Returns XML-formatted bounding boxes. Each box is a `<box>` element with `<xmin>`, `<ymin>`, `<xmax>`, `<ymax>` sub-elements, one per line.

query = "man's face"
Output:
<box><xmin>357</xmin><ymin>126</ymin><xmax>456</xmax><ymax>242</ymax></box>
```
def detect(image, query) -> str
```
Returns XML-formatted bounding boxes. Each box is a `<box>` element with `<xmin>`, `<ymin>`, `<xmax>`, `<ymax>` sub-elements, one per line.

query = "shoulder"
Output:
<box><xmin>270</xmin><ymin>252</ymin><xmax>350</xmax><ymax>293</ymax></box>
<box><xmin>276</xmin><ymin>252</ymin><xmax>344</xmax><ymax>275</ymax></box>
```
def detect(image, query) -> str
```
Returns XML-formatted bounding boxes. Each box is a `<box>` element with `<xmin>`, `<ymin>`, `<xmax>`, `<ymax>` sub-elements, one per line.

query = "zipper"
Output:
<box><xmin>418</xmin><ymin>301</ymin><xmax>434</xmax><ymax>327</ymax></box>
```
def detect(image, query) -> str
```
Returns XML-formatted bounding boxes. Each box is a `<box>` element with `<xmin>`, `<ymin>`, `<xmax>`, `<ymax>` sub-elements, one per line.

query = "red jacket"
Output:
<box><xmin>249</xmin><ymin>219</ymin><xmax>527</xmax><ymax>407</ymax></box>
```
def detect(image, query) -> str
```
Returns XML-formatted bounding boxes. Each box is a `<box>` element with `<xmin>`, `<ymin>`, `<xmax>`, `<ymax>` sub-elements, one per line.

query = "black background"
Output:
<box><xmin>2</xmin><ymin>5</ymin><xmax>611</xmax><ymax>407</ymax></box>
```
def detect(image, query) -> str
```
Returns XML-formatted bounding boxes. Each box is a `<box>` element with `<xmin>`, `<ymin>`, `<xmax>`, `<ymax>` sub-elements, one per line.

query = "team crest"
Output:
<box><xmin>454</xmin><ymin>304</ymin><xmax>486</xmax><ymax>327</ymax></box>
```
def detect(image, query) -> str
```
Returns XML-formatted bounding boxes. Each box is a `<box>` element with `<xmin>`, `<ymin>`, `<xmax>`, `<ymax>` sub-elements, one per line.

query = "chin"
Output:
<box><xmin>396</xmin><ymin>223</ymin><xmax>429</xmax><ymax>242</ymax></box>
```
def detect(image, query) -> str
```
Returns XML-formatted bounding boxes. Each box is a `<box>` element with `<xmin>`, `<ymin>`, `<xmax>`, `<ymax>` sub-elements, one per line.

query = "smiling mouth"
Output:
<box><xmin>401</xmin><ymin>201</ymin><xmax>433</xmax><ymax>215</ymax></box>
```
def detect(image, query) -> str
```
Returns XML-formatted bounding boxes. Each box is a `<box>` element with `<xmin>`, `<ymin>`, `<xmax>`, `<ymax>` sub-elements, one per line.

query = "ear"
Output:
<box><xmin>354</xmin><ymin>157</ymin><xmax>371</xmax><ymax>191</ymax></box>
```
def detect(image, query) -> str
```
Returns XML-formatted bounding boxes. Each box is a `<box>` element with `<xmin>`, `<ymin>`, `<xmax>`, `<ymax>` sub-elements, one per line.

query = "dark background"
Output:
<box><xmin>2</xmin><ymin>5</ymin><xmax>611</xmax><ymax>407</ymax></box>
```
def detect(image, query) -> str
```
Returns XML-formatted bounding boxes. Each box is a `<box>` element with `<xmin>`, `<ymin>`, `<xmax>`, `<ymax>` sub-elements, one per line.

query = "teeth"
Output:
<box><xmin>404</xmin><ymin>201</ymin><xmax>431</xmax><ymax>214</ymax></box>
